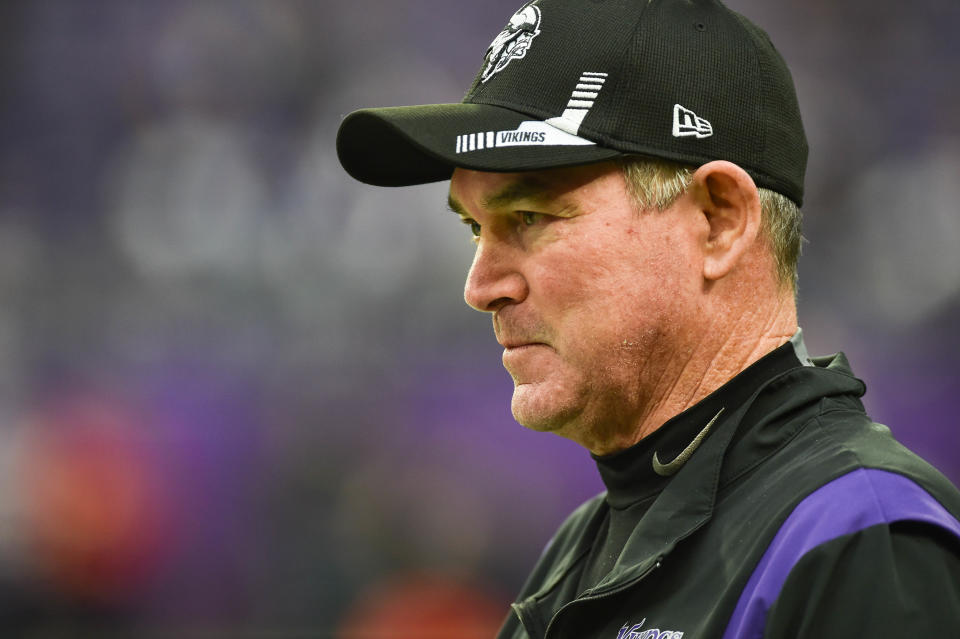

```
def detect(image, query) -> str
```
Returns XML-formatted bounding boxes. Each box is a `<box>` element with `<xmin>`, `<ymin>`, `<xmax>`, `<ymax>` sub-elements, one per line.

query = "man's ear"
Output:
<box><xmin>689</xmin><ymin>160</ymin><xmax>762</xmax><ymax>282</ymax></box>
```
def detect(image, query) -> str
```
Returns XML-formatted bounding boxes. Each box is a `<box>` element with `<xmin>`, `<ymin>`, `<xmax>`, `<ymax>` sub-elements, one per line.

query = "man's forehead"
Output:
<box><xmin>448</xmin><ymin>163</ymin><xmax>618</xmax><ymax>214</ymax></box>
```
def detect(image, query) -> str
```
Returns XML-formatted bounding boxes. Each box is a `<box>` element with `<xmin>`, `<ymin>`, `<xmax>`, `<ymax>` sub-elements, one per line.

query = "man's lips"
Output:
<box><xmin>500</xmin><ymin>341</ymin><xmax>551</xmax><ymax>354</ymax></box>
<box><xmin>499</xmin><ymin>339</ymin><xmax>548</xmax><ymax>350</ymax></box>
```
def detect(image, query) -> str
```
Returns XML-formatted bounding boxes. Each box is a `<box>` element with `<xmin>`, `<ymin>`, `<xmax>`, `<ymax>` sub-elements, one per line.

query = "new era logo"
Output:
<box><xmin>672</xmin><ymin>104</ymin><xmax>712</xmax><ymax>139</ymax></box>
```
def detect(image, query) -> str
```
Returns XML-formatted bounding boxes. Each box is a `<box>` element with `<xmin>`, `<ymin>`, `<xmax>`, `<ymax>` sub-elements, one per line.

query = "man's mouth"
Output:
<box><xmin>500</xmin><ymin>340</ymin><xmax>548</xmax><ymax>350</ymax></box>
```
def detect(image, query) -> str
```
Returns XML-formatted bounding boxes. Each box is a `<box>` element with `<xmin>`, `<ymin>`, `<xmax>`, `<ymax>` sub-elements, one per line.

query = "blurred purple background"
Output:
<box><xmin>0</xmin><ymin>0</ymin><xmax>957</xmax><ymax>635</ymax></box>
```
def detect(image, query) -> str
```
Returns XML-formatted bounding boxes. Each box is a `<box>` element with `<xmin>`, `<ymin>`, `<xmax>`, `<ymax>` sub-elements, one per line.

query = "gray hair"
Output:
<box><xmin>616</xmin><ymin>157</ymin><xmax>802</xmax><ymax>291</ymax></box>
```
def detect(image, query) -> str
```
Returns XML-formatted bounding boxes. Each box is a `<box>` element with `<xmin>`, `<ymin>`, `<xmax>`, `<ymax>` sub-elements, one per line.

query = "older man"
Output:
<box><xmin>336</xmin><ymin>0</ymin><xmax>960</xmax><ymax>636</ymax></box>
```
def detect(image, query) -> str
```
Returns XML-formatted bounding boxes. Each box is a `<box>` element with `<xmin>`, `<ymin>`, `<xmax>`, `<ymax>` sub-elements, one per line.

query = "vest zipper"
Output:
<box><xmin>542</xmin><ymin>556</ymin><xmax>663</xmax><ymax>639</ymax></box>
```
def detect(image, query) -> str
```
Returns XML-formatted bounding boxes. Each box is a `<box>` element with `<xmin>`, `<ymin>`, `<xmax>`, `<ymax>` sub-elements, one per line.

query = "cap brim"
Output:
<box><xmin>336</xmin><ymin>102</ymin><xmax>623</xmax><ymax>187</ymax></box>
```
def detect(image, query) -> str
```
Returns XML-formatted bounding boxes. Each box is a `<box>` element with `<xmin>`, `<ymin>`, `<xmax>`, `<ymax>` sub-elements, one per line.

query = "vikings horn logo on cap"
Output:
<box><xmin>481</xmin><ymin>2</ymin><xmax>542</xmax><ymax>83</ymax></box>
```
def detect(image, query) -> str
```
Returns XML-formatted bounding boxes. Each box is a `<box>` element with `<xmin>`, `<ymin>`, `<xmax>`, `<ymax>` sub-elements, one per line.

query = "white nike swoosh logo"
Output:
<box><xmin>652</xmin><ymin>408</ymin><xmax>725</xmax><ymax>477</ymax></box>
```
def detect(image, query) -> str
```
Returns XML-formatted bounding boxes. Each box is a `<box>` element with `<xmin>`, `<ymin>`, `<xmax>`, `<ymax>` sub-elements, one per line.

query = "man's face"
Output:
<box><xmin>448</xmin><ymin>162</ymin><xmax>706</xmax><ymax>453</ymax></box>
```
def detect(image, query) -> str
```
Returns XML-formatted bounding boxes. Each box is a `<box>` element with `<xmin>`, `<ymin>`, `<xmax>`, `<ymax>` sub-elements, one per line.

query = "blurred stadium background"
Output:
<box><xmin>0</xmin><ymin>0</ymin><xmax>957</xmax><ymax>636</ymax></box>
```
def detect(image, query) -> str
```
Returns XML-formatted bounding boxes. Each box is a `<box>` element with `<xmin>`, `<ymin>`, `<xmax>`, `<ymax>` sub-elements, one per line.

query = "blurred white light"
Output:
<box><xmin>332</xmin><ymin>181</ymin><xmax>453</xmax><ymax>296</ymax></box>
<box><xmin>0</xmin><ymin>216</ymin><xmax>43</xmax><ymax>290</ymax></box>
<box><xmin>845</xmin><ymin>144</ymin><xmax>960</xmax><ymax>325</ymax></box>
<box><xmin>0</xmin><ymin>218</ymin><xmax>34</xmax><ymax>403</ymax></box>
<box><xmin>0</xmin><ymin>418</ymin><xmax>30</xmax><ymax>577</ymax></box>
<box><xmin>265</xmin><ymin>47</ymin><xmax>472</xmax><ymax>302</ymax></box>
<box><xmin>106</xmin><ymin>115</ymin><xmax>266</xmax><ymax>280</ymax></box>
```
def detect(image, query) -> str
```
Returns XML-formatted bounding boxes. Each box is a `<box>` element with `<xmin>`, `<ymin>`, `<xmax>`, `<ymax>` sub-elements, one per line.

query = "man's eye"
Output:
<box><xmin>460</xmin><ymin>218</ymin><xmax>481</xmax><ymax>238</ymax></box>
<box><xmin>520</xmin><ymin>211</ymin><xmax>541</xmax><ymax>226</ymax></box>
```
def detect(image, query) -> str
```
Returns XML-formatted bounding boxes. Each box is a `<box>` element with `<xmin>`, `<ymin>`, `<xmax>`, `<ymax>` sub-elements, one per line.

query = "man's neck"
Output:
<box><xmin>601</xmin><ymin>293</ymin><xmax>798</xmax><ymax>455</ymax></box>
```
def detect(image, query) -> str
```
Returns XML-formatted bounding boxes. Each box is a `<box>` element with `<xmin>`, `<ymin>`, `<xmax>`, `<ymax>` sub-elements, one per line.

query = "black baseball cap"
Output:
<box><xmin>336</xmin><ymin>0</ymin><xmax>808</xmax><ymax>205</ymax></box>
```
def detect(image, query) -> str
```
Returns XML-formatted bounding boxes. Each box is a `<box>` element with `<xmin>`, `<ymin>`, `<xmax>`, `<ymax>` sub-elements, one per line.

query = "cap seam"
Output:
<box><xmin>592</xmin><ymin>0</ymin><xmax>655</xmax><ymax>138</ymax></box>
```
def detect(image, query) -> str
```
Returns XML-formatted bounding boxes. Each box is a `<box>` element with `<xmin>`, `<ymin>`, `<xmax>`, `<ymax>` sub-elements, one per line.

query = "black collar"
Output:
<box><xmin>593</xmin><ymin>339</ymin><xmax>804</xmax><ymax>510</ymax></box>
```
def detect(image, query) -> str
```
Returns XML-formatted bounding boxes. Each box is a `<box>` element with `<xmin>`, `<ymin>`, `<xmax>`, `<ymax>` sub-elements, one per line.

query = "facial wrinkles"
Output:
<box><xmin>481</xmin><ymin>177</ymin><xmax>554</xmax><ymax>212</ymax></box>
<box><xmin>619</xmin><ymin>271</ymin><xmax>714</xmax><ymax>441</ymax></box>
<box><xmin>567</xmin><ymin>324</ymin><xmax>676</xmax><ymax>451</ymax></box>
<box><xmin>581</xmin><ymin>227</ymin><xmax>694</xmax><ymax>442</ymax></box>
<box><xmin>564</xmin><ymin>325</ymin><xmax>667</xmax><ymax>451</ymax></box>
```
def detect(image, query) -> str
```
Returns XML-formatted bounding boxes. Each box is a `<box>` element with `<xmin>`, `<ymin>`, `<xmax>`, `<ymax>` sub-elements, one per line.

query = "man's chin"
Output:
<box><xmin>510</xmin><ymin>381</ymin><xmax>582</xmax><ymax>434</ymax></box>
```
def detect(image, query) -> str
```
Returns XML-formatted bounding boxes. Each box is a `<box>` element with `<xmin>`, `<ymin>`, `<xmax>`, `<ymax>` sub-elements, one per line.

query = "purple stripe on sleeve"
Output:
<box><xmin>722</xmin><ymin>468</ymin><xmax>960</xmax><ymax>639</ymax></box>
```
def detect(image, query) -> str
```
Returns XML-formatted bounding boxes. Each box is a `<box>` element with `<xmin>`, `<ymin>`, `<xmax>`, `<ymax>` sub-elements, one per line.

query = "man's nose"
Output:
<box><xmin>463</xmin><ymin>240</ymin><xmax>528</xmax><ymax>313</ymax></box>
